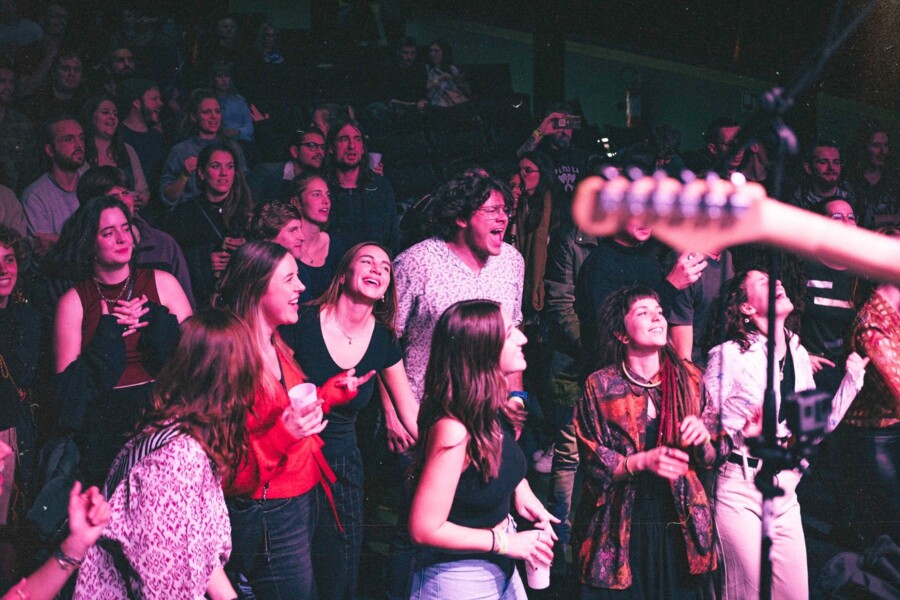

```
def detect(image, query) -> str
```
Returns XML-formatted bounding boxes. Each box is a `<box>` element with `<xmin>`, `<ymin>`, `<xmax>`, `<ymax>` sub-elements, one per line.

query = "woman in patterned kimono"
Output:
<box><xmin>75</xmin><ymin>309</ymin><xmax>258</xmax><ymax>599</ymax></box>
<box><xmin>573</xmin><ymin>285</ymin><xmax>721</xmax><ymax>599</ymax></box>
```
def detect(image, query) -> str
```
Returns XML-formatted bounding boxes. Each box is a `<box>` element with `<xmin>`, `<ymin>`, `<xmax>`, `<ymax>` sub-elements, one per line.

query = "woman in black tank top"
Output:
<box><xmin>408</xmin><ymin>300</ymin><xmax>556</xmax><ymax>599</ymax></box>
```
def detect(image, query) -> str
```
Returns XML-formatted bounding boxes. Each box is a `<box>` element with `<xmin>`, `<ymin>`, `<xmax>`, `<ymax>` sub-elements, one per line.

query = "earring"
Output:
<box><xmin>743</xmin><ymin>316</ymin><xmax>750</xmax><ymax>324</ymax></box>
<box><xmin>379</xmin><ymin>295</ymin><xmax>385</xmax><ymax>303</ymax></box>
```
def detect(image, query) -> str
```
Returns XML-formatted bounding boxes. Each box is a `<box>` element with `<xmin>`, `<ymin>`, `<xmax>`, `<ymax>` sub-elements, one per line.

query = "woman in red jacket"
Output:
<box><xmin>215</xmin><ymin>241</ymin><xmax>374</xmax><ymax>598</ymax></box>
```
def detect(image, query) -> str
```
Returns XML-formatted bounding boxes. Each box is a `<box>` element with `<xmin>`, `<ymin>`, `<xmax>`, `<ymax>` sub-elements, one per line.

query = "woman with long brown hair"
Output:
<box><xmin>74</xmin><ymin>309</ymin><xmax>255</xmax><ymax>599</ymax></box>
<box><xmin>215</xmin><ymin>241</ymin><xmax>374</xmax><ymax>598</ymax></box>
<box><xmin>80</xmin><ymin>95</ymin><xmax>150</xmax><ymax>209</ymax></box>
<box><xmin>163</xmin><ymin>142</ymin><xmax>253</xmax><ymax>307</ymax></box>
<box><xmin>282</xmin><ymin>242</ymin><xmax>418</xmax><ymax>599</ymax></box>
<box><xmin>574</xmin><ymin>285</ymin><xmax>720</xmax><ymax>599</ymax></box>
<box><xmin>408</xmin><ymin>300</ymin><xmax>555</xmax><ymax>599</ymax></box>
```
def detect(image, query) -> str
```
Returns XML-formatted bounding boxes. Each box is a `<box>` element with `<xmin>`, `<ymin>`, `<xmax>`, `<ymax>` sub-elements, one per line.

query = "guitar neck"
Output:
<box><xmin>571</xmin><ymin>175</ymin><xmax>900</xmax><ymax>284</ymax></box>
<box><xmin>753</xmin><ymin>200</ymin><xmax>900</xmax><ymax>283</ymax></box>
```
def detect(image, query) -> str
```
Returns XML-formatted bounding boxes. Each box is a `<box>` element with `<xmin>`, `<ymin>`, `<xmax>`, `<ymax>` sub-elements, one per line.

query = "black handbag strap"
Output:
<box><xmin>102</xmin><ymin>425</ymin><xmax>182</xmax><ymax>498</ymax></box>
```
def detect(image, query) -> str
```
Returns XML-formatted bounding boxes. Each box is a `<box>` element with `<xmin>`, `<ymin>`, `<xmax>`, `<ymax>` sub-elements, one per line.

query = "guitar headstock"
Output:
<box><xmin>571</xmin><ymin>172</ymin><xmax>770</xmax><ymax>253</ymax></box>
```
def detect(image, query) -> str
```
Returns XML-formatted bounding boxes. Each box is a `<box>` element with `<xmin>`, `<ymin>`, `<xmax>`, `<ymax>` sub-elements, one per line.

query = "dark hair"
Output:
<box><xmin>397</xmin><ymin>36</ymin><xmax>418</xmax><ymax>51</ymax></box>
<box><xmin>804</xmin><ymin>140</ymin><xmax>840</xmax><ymax>165</ymax></box>
<box><xmin>426</xmin><ymin>168</ymin><xmax>513</xmax><ymax>240</ymax></box>
<box><xmin>0</xmin><ymin>224</ymin><xmax>24</xmax><ymax>303</ymax></box>
<box><xmin>518</xmin><ymin>150</ymin><xmax>556</xmax><ymax>233</ymax></box>
<box><xmin>214</xmin><ymin>241</ymin><xmax>298</xmax><ymax>399</ymax></box>
<box><xmin>593</xmin><ymin>285</ymin><xmax>700</xmax><ymax>446</ymax></box>
<box><xmin>288</xmin><ymin>126</ymin><xmax>325</xmax><ymax>151</ymax></box>
<box><xmin>80</xmin><ymin>95</ymin><xmax>131</xmax><ymax>169</ymax></box>
<box><xmin>290</xmin><ymin>173</ymin><xmax>330</xmax><ymax>230</ymax></box>
<box><xmin>215</xmin><ymin>240</ymin><xmax>288</xmax><ymax>336</ymax></box>
<box><xmin>180</xmin><ymin>88</ymin><xmax>219</xmax><ymax>140</ymax></box>
<box><xmin>314</xmin><ymin>242</ymin><xmax>398</xmax><ymax>334</ymax></box>
<box><xmin>40</xmin><ymin>114</ymin><xmax>80</xmax><ymax>149</ymax></box>
<box><xmin>42</xmin><ymin>195</ymin><xmax>136</xmax><ymax>280</ymax></box>
<box><xmin>247</xmin><ymin>201</ymin><xmax>301</xmax><ymax>241</ymax></box>
<box><xmin>653</xmin><ymin>124</ymin><xmax>682</xmax><ymax>160</ymax></box>
<box><xmin>209</xmin><ymin>61</ymin><xmax>236</xmax><ymax>93</ymax></box>
<box><xmin>196</xmin><ymin>142</ymin><xmax>252</xmax><ymax>236</ymax></box>
<box><xmin>76</xmin><ymin>166</ymin><xmax>128</xmax><ymax>204</ymax></box>
<box><xmin>705</xmin><ymin>117</ymin><xmax>739</xmax><ymax>144</ymax></box>
<box><xmin>413</xmin><ymin>300</ymin><xmax>525</xmax><ymax>483</ymax></box>
<box><xmin>140</xmin><ymin>309</ymin><xmax>259</xmax><ymax>484</ymax></box>
<box><xmin>427</xmin><ymin>39</ymin><xmax>453</xmax><ymax>66</ymax></box>
<box><xmin>849</xmin><ymin>121</ymin><xmax>891</xmax><ymax>176</ymax></box>
<box><xmin>325</xmin><ymin>116</ymin><xmax>374</xmax><ymax>186</ymax></box>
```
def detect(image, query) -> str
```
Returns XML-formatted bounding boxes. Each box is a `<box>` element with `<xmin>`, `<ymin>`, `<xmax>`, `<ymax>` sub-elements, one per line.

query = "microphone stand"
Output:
<box><xmin>724</xmin><ymin>2</ymin><xmax>879</xmax><ymax>598</ymax></box>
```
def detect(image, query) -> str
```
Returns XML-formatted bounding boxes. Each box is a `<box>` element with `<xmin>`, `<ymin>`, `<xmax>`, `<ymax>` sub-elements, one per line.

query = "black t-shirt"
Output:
<box><xmin>298</xmin><ymin>234</ymin><xmax>346</xmax><ymax>303</ymax></box>
<box><xmin>800</xmin><ymin>261</ymin><xmax>854</xmax><ymax>362</ymax></box>
<box><xmin>282</xmin><ymin>305</ymin><xmax>403</xmax><ymax>460</ymax></box>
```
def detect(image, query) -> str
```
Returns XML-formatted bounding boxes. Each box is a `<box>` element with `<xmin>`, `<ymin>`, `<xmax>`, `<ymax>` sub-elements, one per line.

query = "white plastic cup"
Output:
<box><xmin>368</xmin><ymin>152</ymin><xmax>383</xmax><ymax>171</ymax></box>
<box><xmin>288</xmin><ymin>383</ymin><xmax>318</xmax><ymax>412</ymax></box>
<box><xmin>525</xmin><ymin>560</ymin><xmax>550</xmax><ymax>590</ymax></box>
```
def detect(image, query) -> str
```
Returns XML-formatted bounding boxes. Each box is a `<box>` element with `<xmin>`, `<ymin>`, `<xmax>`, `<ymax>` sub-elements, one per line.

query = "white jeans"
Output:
<box><xmin>714</xmin><ymin>460</ymin><xmax>808</xmax><ymax>600</ymax></box>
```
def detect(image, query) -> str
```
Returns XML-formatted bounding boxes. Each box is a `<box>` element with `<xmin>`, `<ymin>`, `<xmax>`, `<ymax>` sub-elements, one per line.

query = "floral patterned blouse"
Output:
<box><xmin>74</xmin><ymin>434</ymin><xmax>231</xmax><ymax>599</ymax></box>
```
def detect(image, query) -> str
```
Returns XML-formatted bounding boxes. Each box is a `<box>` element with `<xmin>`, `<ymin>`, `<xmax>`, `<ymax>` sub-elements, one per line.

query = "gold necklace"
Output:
<box><xmin>621</xmin><ymin>361</ymin><xmax>661</xmax><ymax>388</ymax></box>
<box><xmin>92</xmin><ymin>272</ymin><xmax>133</xmax><ymax>306</ymax></box>
<box><xmin>302</xmin><ymin>234</ymin><xmax>328</xmax><ymax>266</ymax></box>
<box><xmin>332</xmin><ymin>315</ymin><xmax>368</xmax><ymax>345</ymax></box>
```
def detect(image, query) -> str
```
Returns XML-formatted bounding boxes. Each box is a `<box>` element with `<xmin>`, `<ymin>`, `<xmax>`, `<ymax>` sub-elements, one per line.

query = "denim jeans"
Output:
<box><xmin>546</xmin><ymin>397</ymin><xmax>579</xmax><ymax>548</ymax></box>
<box><xmin>409</xmin><ymin>517</ymin><xmax>526</xmax><ymax>600</ymax></box>
<box><xmin>313</xmin><ymin>448</ymin><xmax>365</xmax><ymax>600</ymax></box>
<box><xmin>228</xmin><ymin>489</ymin><xmax>320</xmax><ymax>600</ymax></box>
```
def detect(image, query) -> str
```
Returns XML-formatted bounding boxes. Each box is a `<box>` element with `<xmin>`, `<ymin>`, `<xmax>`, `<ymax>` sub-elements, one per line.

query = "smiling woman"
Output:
<box><xmin>50</xmin><ymin>196</ymin><xmax>192</xmax><ymax>487</ymax></box>
<box><xmin>162</xmin><ymin>143</ymin><xmax>252</xmax><ymax>307</ymax></box>
<box><xmin>281</xmin><ymin>242</ymin><xmax>418</xmax><ymax>599</ymax></box>
<box><xmin>80</xmin><ymin>95</ymin><xmax>149</xmax><ymax>208</ymax></box>
<box><xmin>215</xmin><ymin>241</ymin><xmax>375</xmax><ymax>598</ymax></box>
<box><xmin>573</xmin><ymin>285</ymin><xmax>721</xmax><ymax>599</ymax></box>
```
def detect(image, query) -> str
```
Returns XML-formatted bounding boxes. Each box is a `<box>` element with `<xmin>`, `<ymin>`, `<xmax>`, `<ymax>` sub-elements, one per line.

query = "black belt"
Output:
<box><xmin>726</xmin><ymin>452</ymin><xmax>760</xmax><ymax>468</ymax></box>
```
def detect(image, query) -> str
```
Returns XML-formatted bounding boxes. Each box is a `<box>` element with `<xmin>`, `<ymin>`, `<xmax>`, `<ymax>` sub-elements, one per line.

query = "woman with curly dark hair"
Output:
<box><xmin>80</xmin><ymin>95</ymin><xmax>149</xmax><ymax>209</ymax></box>
<box><xmin>704</xmin><ymin>268</ymin><xmax>868</xmax><ymax>600</ymax></box>
<box><xmin>574</xmin><ymin>285</ymin><xmax>721</xmax><ymax>599</ymax></box>
<box><xmin>75</xmin><ymin>309</ymin><xmax>253</xmax><ymax>599</ymax></box>
<box><xmin>52</xmin><ymin>196</ymin><xmax>192</xmax><ymax>486</ymax></box>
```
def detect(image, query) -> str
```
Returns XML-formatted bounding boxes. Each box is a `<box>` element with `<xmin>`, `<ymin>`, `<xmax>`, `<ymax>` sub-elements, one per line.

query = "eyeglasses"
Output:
<box><xmin>299</xmin><ymin>142</ymin><xmax>325</xmax><ymax>151</ymax></box>
<box><xmin>829</xmin><ymin>212</ymin><xmax>857</xmax><ymax>223</ymax></box>
<box><xmin>476</xmin><ymin>205</ymin><xmax>512</xmax><ymax>219</ymax></box>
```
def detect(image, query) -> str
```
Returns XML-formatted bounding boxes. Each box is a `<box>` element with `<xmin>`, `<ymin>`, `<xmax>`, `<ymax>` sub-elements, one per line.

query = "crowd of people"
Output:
<box><xmin>0</xmin><ymin>2</ymin><xmax>898</xmax><ymax>599</ymax></box>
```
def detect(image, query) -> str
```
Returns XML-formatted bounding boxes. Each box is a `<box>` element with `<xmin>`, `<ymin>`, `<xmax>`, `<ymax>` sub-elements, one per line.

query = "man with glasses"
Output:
<box><xmin>800</xmin><ymin>196</ymin><xmax>860</xmax><ymax>394</ymax></box>
<box><xmin>248</xmin><ymin>126</ymin><xmax>325</xmax><ymax>203</ymax></box>
<box><xmin>789</xmin><ymin>141</ymin><xmax>856</xmax><ymax>213</ymax></box>
<box><xmin>394</xmin><ymin>168</ymin><xmax>524</xmax><ymax>404</ymax></box>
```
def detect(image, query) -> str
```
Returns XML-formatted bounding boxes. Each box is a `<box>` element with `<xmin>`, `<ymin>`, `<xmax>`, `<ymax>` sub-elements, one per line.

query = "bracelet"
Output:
<box><xmin>53</xmin><ymin>547</ymin><xmax>83</xmax><ymax>571</ymax></box>
<box><xmin>532</xmin><ymin>128</ymin><xmax>543</xmax><ymax>139</ymax></box>
<box><xmin>494</xmin><ymin>527</ymin><xmax>509</xmax><ymax>555</ymax></box>
<box><xmin>489</xmin><ymin>528</ymin><xmax>497</xmax><ymax>553</ymax></box>
<box><xmin>624</xmin><ymin>454</ymin><xmax>635</xmax><ymax>479</ymax></box>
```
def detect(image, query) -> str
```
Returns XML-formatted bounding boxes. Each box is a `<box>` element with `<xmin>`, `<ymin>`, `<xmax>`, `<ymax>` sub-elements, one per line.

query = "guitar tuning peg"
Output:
<box><xmin>625</xmin><ymin>166</ymin><xmax>644</xmax><ymax>181</ymax></box>
<box><xmin>601</xmin><ymin>165</ymin><xmax>619</xmax><ymax>181</ymax></box>
<box><xmin>730</xmin><ymin>172</ymin><xmax>747</xmax><ymax>186</ymax></box>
